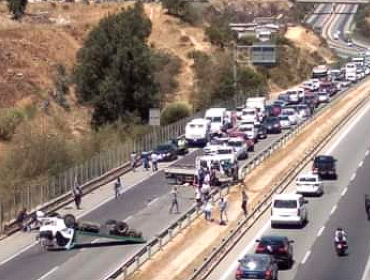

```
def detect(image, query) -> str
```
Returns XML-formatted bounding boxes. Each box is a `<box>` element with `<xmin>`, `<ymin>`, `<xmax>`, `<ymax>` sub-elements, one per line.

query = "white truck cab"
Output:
<box><xmin>241</xmin><ymin>107</ymin><xmax>259</xmax><ymax>122</ymax></box>
<box><xmin>185</xmin><ymin>118</ymin><xmax>211</xmax><ymax>146</ymax></box>
<box><xmin>205</xmin><ymin>108</ymin><xmax>227</xmax><ymax>136</ymax></box>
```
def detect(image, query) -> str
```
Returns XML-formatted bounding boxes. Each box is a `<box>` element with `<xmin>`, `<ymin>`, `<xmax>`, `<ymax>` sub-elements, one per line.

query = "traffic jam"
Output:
<box><xmin>156</xmin><ymin>56</ymin><xmax>370</xmax><ymax>279</ymax></box>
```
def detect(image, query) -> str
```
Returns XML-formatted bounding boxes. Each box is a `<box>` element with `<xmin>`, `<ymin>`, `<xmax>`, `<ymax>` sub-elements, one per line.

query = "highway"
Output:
<box><xmin>202</xmin><ymin>91</ymin><xmax>370</xmax><ymax>280</ymax></box>
<box><xmin>0</xmin><ymin>124</ymin><xmax>291</xmax><ymax>280</ymax></box>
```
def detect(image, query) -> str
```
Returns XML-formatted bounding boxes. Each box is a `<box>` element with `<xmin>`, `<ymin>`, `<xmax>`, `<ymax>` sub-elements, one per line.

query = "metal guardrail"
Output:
<box><xmin>102</xmin><ymin>77</ymin><xmax>370</xmax><ymax>280</ymax></box>
<box><xmin>185</xmin><ymin>93</ymin><xmax>370</xmax><ymax>280</ymax></box>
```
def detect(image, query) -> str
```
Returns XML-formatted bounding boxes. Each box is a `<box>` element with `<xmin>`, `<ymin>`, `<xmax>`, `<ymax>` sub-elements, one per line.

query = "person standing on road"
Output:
<box><xmin>151</xmin><ymin>152</ymin><xmax>159</xmax><ymax>172</ymax></box>
<box><xmin>365</xmin><ymin>194</ymin><xmax>370</xmax><ymax>220</ymax></box>
<box><xmin>241</xmin><ymin>190</ymin><xmax>248</xmax><ymax>217</ymax></box>
<box><xmin>204</xmin><ymin>200</ymin><xmax>213</xmax><ymax>221</ymax></box>
<box><xmin>114</xmin><ymin>177</ymin><xmax>122</xmax><ymax>199</ymax></box>
<box><xmin>169</xmin><ymin>187</ymin><xmax>179</xmax><ymax>214</ymax></box>
<box><xmin>130</xmin><ymin>151</ymin><xmax>137</xmax><ymax>172</ymax></box>
<box><xmin>219</xmin><ymin>197</ymin><xmax>228</xmax><ymax>225</ymax></box>
<box><xmin>73</xmin><ymin>185</ymin><xmax>82</xmax><ymax>210</ymax></box>
<box><xmin>142</xmin><ymin>151</ymin><xmax>150</xmax><ymax>171</ymax></box>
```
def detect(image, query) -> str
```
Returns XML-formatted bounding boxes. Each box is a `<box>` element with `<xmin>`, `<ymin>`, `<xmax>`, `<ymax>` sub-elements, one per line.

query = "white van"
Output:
<box><xmin>185</xmin><ymin>118</ymin><xmax>211</xmax><ymax>146</ymax></box>
<box><xmin>286</xmin><ymin>90</ymin><xmax>299</xmax><ymax>104</ymax></box>
<box><xmin>241</xmin><ymin>107</ymin><xmax>259</xmax><ymax>123</ymax></box>
<box><xmin>205</xmin><ymin>108</ymin><xmax>227</xmax><ymax>135</ymax></box>
<box><xmin>271</xmin><ymin>193</ymin><xmax>307</xmax><ymax>227</ymax></box>
<box><xmin>246</xmin><ymin>97</ymin><xmax>266</xmax><ymax>119</ymax></box>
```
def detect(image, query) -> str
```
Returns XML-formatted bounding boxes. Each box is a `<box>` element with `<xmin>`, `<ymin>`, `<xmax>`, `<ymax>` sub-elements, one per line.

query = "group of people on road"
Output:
<box><xmin>130</xmin><ymin>151</ymin><xmax>159</xmax><ymax>173</ymax></box>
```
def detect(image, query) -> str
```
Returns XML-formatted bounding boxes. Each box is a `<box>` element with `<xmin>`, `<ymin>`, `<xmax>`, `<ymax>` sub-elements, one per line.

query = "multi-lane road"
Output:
<box><xmin>203</xmin><ymin>89</ymin><xmax>370</xmax><ymax>280</ymax></box>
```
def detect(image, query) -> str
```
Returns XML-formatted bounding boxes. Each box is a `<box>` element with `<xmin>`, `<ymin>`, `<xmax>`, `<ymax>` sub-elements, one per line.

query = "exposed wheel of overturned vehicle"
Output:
<box><xmin>78</xmin><ymin>222</ymin><xmax>100</xmax><ymax>233</ymax></box>
<box><xmin>63</xmin><ymin>214</ymin><xmax>76</xmax><ymax>228</ymax></box>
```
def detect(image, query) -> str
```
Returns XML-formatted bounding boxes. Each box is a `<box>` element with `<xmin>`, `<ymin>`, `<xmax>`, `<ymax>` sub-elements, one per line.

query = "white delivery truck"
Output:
<box><xmin>312</xmin><ymin>65</ymin><xmax>328</xmax><ymax>80</ymax></box>
<box><xmin>185</xmin><ymin>118</ymin><xmax>211</xmax><ymax>146</ymax></box>
<box><xmin>246</xmin><ymin>97</ymin><xmax>266</xmax><ymax>120</ymax></box>
<box><xmin>345</xmin><ymin>63</ymin><xmax>357</xmax><ymax>82</ymax></box>
<box><xmin>205</xmin><ymin>108</ymin><xmax>227</xmax><ymax>136</ymax></box>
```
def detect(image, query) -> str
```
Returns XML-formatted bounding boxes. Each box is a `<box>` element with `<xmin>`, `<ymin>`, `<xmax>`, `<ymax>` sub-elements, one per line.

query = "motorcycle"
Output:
<box><xmin>335</xmin><ymin>241</ymin><xmax>348</xmax><ymax>256</ymax></box>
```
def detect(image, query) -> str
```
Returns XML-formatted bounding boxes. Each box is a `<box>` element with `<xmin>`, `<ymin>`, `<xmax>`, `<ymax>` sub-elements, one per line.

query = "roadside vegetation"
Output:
<box><xmin>354</xmin><ymin>3</ymin><xmax>370</xmax><ymax>38</ymax></box>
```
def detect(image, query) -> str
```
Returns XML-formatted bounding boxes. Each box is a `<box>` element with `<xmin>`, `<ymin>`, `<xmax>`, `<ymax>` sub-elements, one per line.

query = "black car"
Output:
<box><xmin>263</xmin><ymin>117</ymin><xmax>282</xmax><ymax>134</ymax></box>
<box><xmin>313</xmin><ymin>155</ymin><xmax>337</xmax><ymax>179</ymax></box>
<box><xmin>235</xmin><ymin>254</ymin><xmax>278</xmax><ymax>280</ymax></box>
<box><xmin>255</xmin><ymin>123</ymin><xmax>268</xmax><ymax>139</ymax></box>
<box><xmin>255</xmin><ymin>235</ymin><xmax>294</xmax><ymax>268</ymax></box>
<box><xmin>153</xmin><ymin>143</ymin><xmax>178</xmax><ymax>161</ymax></box>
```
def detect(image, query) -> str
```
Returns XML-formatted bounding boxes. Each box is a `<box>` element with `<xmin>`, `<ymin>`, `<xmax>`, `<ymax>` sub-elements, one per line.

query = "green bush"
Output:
<box><xmin>160</xmin><ymin>102</ymin><xmax>190</xmax><ymax>126</ymax></box>
<box><xmin>6</xmin><ymin>0</ymin><xmax>27</xmax><ymax>20</ymax></box>
<box><xmin>0</xmin><ymin>108</ymin><xmax>24</xmax><ymax>141</ymax></box>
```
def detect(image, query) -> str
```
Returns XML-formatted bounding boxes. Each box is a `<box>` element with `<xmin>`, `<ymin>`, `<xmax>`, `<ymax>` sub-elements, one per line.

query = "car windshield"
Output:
<box><xmin>280</xmin><ymin>116</ymin><xmax>289</xmax><ymax>121</ymax></box>
<box><xmin>243</xmin><ymin>111</ymin><xmax>255</xmax><ymax>116</ymax></box>
<box><xmin>260</xmin><ymin>236</ymin><xmax>285</xmax><ymax>245</ymax></box>
<box><xmin>240</xmin><ymin>126</ymin><xmax>252</xmax><ymax>131</ymax></box>
<box><xmin>217</xmin><ymin>148</ymin><xmax>233</xmax><ymax>154</ymax></box>
<box><xmin>207</xmin><ymin>116</ymin><xmax>222</xmax><ymax>123</ymax></box>
<box><xmin>228</xmin><ymin>141</ymin><xmax>242</xmax><ymax>147</ymax></box>
<box><xmin>299</xmin><ymin>177</ymin><xmax>317</xmax><ymax>182</ymax></box>
<box><xmin>315</xmin><ymin>156</ymin><xmax>334</xmax><ymax>163</ymax></box>
<box><xmin>241</xmin><ymin>256</ymin><xmax>268</xmax><ymax>271</ymax></box>
<box><xmin>273</xmin><ymin>200</ymin><xmax>297</xmax><ymax>208</ymax></box>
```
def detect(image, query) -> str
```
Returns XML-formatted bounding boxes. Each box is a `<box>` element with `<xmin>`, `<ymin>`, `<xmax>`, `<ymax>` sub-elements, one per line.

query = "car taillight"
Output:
<box><xmin>278</xmin><ymin>245</ymin><xmax>288</xmax><ymax>253</ymax></box>
<box><xmin>265</xmin><ymin>270</ymin><xmax>272</xmax><ymax>279</ymax></box>
<box><xmin>256</xmin><ymin>244</ymin><xmax>265</xmax><ymax>253</ymax></box>
<box><xmin>235</xmin><ymin>268</ymin><xmax>242</xmax><ymax>279</ymax></box>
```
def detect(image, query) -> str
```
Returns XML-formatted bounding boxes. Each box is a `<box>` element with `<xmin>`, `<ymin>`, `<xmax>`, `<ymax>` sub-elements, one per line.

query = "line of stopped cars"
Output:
<box><xmin>234</xmin><ymin>63</ymin><xmax>355</xmax><ymax>280</ymax></box>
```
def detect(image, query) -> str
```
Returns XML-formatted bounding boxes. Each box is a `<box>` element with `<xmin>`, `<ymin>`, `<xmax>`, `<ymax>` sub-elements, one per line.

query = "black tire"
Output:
<box><xmin>115</xmin><ymin>221</ymin><xmax>129</xmax><ymax>235</ymax></box>
<box><xmin>79</xmin><ymin>222</ymin><xmax>100</xmax><ymax>233</ymax></box>
<box><xmin>63</xmin><ymin>214</ymin><xmax>76</xmax><ymax>229</ymax></box>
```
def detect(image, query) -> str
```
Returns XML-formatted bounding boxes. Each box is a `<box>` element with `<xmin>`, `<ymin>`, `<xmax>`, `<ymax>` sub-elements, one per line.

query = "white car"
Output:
<box><xmin>279</xmin><ymin>115</ymin><xmax>291</xmax><ymax>129</ymax></box>
<box><xmin>281</xmin><ymin>109</ymin><xmax>298</xmax><ymax>125</ymax></box>
<box><xmin>296</xmin><ymin>173</ymin><xmax>323</xmax><ymax>195</ymax></box>
<box><xmin>238</xmin><ymin>123</ymin><xmax>257</xmax><ymax>141</ymax></box>
<box><xmin>286</xmin><ymin>90</ymin><xmax>299</xmax><ymax>103</ymax></box>
<box><xmin>271</xmin><ymin>193</ymin><xmax>308</xmax><ymax>227</ymax></box>
<box><xmin>227</xmin><ymin>137</ymin><xmax>248</xmax><ymax>160</ymax></box>
<box><xmin>311</xmin><ymin>79</ymin><xmax>321</xmax><ymax>90</ymax></box>
<box><xmin>241</xmin><ymin>107</ymin><xmax>259</xmax><ymax>122</ymax></box>
<box><xmin>318</xmin><ymin>92</ymin><xmax>330</xmax><ymax>103</ymax></box>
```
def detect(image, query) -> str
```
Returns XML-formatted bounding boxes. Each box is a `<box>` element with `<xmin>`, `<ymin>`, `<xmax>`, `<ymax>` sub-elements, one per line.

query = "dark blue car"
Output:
<box><xmin>235</xmin><ymin>254</ymin><xmax>278</xmax><ymax>280</ymax></box>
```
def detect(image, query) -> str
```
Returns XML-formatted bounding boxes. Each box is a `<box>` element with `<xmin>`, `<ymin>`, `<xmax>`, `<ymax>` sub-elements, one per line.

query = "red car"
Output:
<box><xmin>227</xmin><ymin>128</ymin><xmax>255</xmax><ymax>152</ymax></box>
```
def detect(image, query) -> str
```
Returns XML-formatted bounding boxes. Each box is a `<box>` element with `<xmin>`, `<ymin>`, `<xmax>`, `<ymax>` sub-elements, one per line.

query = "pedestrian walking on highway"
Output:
<box><xmin>169</xmin><ymin>187</ymin><xmax>179</xmax><ymax>214</ymax></box>
<box><xmin>219</xmin><ymin>197</ymin><xmax>228</xmax><ymax>225</ymax></box>
<box><xmin>114</xmin><ymin>177</ymin><xmax>122</xmax><ymax>199</ymax></box>
<box><xmin>73</xmin><ymin>185</ymin><xmax>82</xmax><ymax>210</ymax></box>
<box><xmin>241</xmin><ymin>190</ymin><xmax>248</xmax><ymax>217</ymax></box>
<box><xmin>151</xmin><ymin>152</ymin><xmax>159</xmax><ymax>172</ymax></box>
<box><xmin>130</xmin><ymin>151</ymin><xmax>137</xmax><ymax>172</ymax></box>
<box><xmin>142</xmin><ymin>151</ymin><xmax>150</xmax><ymax>171</ymax></box>
<box><xmin>204</xmin><ymin>200</ymin><xmax>213</xmax><ymax>221</ymax></box>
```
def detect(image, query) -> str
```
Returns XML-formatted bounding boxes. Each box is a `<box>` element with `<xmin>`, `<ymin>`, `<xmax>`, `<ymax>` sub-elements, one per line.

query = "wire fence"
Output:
<box><xmin>0</xmin><ymin>91</ymin><xmax>256</xmax><ymax>231</ymax></box>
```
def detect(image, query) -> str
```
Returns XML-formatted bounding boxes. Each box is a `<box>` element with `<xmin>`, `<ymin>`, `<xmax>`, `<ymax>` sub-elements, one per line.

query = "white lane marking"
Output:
<box><xmin>124</xmin><ymin>215</ymin><xmax>133</xmax><ymax>222</ymax></box>
<box><xmin>317</xmin><ymin>226</ymin><xmax>325</xmax><ymax>237</ymax></box>
<box><xmin>366</xmin><ymin>151</ymin><xmax>370</xmax><ymax>157</ymax></box>
<box><xmin>218</xmin><ymin>222</ymin><xmax>270</xmax><ymax>280</ymax></box>
<box><xmin>360</xmin><ymin>243</ymin><xmax>370</xmax><ymax>280</ymax></box>
<box><xmin>330</xmin><ymin>205</ymin><xmax>337</xmax><ymax>215</ymax></box>
<box><xmin>341</xmin><ymin>187</ymin><xmax>348</xmax><ymax>196</ymax></box>
<box><xmin>326</xmin><ymin>101</ymin><xmax>370</xmax><ymax>155</ymax></box>
<box><xmin>359</xmin><ymin>161</ymin><xmax>364</xmax><ymax>167</ymax></box>
<box><xmin>351</xmin><ymin>173</ymin><xmax>356</xmax><ymax>181</ymax></box>
<box><xmin>37</xmin><ymin>266</ymin><xmax>59</xmax><ymax>280</ymax></box>
<box><xmin>0</xmin><ymin>240</ymin><xmax>38</xmax><ymax>265</ymax></box>
<box><xmin>148</xmin><ymin>197</ymin><xmax>159</xmax><ymax>206</ymax></box>
<box><xmin>301</xmin><ymin>251</ymin><xmax>311</xmax><ymax>264</ymax></box>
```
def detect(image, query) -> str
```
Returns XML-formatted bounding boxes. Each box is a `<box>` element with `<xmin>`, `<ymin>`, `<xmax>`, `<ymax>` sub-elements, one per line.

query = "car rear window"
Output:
<box><xmin>299</xmin><ymin>177</ymin><xmax>317</xmax><ymax>182</ymax></box>
<box><xmin>273</xmin><ymin>200</ymin><xmax>297</xmax><ymax>208</ymax></box>
<box><xmin>241</xmin><ymin>257</ymin><xmax>268</xmax><ymax>270</ymax></box>
<box><xmin>261</xmin><ymin>236</ymin><xmax>285</xmax><ymax>245</ymax></box>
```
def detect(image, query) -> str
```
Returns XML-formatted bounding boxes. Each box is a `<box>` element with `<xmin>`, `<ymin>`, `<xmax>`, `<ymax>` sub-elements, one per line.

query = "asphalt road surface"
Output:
<box><xmin>203</xmin><ymin>95</ymin><xmax>370</xmax><ymax>280</ymax></box>
<box><xmin>0</xmin><ymin>125</ymin><xmax>290</xmax><ymax>280</ymax></box>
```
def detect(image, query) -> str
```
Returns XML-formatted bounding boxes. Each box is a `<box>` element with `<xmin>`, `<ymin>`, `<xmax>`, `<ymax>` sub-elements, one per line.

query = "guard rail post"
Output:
<box><xmin>135</xmin><ymin>256</ymin><xmax>140</xmax><ymax>269</ymax></box>
<box><xmin>147</xmin><ymin>245</ymin><xmax>152</xmax><ymax>259</ymax></box>
<box><xmin>169</xmin><ymin>229</ymin><xmax>173</xmax><ymax>240</ymax></box>
<box><xmin>187</xmin><ymin>213</ymin><xmax>191</xmax><ymax>226</ymax></box>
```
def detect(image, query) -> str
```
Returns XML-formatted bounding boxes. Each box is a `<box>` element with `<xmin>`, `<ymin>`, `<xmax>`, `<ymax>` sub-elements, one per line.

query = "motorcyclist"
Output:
<box><xmin>334</xmin><ymin>227</ymin><xmax>347</xmax><ymax>244</ymax></box>
<box><xmin>177</xmin><ymin>136</ymin><xmax>187</xmax><ymax>154</ymax></box>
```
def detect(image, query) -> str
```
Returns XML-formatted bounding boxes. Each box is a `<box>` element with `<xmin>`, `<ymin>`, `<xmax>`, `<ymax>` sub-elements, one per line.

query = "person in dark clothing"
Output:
<box><xmin>365</xmin><ymin>194</ymin><xmax>370</xmax><ymax>220</ymax></box>
<box><xmin>241</xmin><ymin>190</ymin><xmax>248</xmax><ymax>217</ymax></box>
<box><xmin>114</xmin><ymin>177</ymin><xmax>122</xmax><ymax>199</ymax></box>
<box><xmin>73</xmin><ymin>185</ymin><xmax>82</xmax><ymax>210</ymax></box>
<box><xmin>142</xmin><ymin>151</ymin><xmax>150</xmax><ymax>171</ymax></box>
<box><xmin>169</xmin><ymin>187</ymin><xmax>179</xmax><ymax>214</ymax></box>
<box><xmin>15</xmin><ymin>208</ymin><xmax>29</xmax><ymax>231</ymax></box>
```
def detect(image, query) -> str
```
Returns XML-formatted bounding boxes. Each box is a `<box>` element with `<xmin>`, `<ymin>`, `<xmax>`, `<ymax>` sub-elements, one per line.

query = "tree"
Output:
<box><xmin>7</xmin><ymin>0</ymin><xmax>27</xmax><ymax>20</ymax></box>
<box><xmin>74</xmin><ymin>3</ymin><xmax>158</xmax><ymax>128</ymax></box>
<box><xmin>160</xmin><ymin>102</ymin><xmax>190</xmax><ymax>125</ymax></box>
<box><xmin>162</xmin><ymin>0</ymin><xmax>199</xmax><ymax>25</ymax></box>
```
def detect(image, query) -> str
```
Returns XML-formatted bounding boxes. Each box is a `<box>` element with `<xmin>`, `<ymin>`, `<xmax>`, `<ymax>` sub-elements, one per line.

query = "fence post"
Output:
<box><xmin>0</xmin><ymin>202</ymin><xmax>3</xmax><ymax>233</ymax></box>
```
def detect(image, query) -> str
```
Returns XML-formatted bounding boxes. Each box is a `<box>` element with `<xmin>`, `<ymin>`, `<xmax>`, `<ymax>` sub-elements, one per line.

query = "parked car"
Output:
<box><xmin>235</xmin><ymin>254</ymin><xmax>278</xmax><ymax>280</ymax></box>
<box><xmin>312</xmin><ymin>155</ymin><xmax>337</xmax><ymax>179</ymax></box>
<box><xmin>255</xmin><ymin>235</ymin><xmax>294</xmax><ymax>268</ymax></box>
<box><xmin>263</xmin><ymin>117</ymin><xmax>282</xmax><ymax>134</ymax></box>
<box><xmin>279</xmin><ymin>115</ymin><xmax>291</xmax><ymax>129</ymax></box>
<box><xmin>296</xmin><ymin>173</ymin><xmax>323</xmax><ymax>196</ymax></box>
<box><xmin>255</xmin><ymin>123</ymin><xmax>268</xmax><ymax>139</ymax></box>
<box><xmin>227</xmin><ymin>137</ymin><xmax>248</xmax><ymax>160</ymax></box>
<box><xmin>270</xmin><ymin>193</ymin><xmax>308</xmax><ymax>228</ymax></box>
<box><xmin>153</xmin><ymin>143</ymin><xmax>178</xmax><ymax>161</ymax></box>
